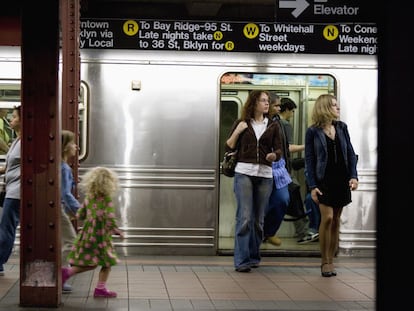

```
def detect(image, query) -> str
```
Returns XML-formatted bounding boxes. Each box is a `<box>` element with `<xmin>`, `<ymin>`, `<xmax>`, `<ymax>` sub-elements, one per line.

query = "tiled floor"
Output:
<box><xmin>0</xmin><ymin>253</ymin><xmax>375</xmax><ymax>310</ymax></box>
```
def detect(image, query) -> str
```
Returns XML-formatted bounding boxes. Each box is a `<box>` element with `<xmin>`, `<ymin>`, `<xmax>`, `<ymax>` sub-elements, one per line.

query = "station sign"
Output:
<box><xmin>80</xmin><ymin>19</ymin><xmax>377</xmax><ymax>55</ymax></box>
<box><xmin>276</xmin><ymin>0</ymin><xmax>376</xmax><ymax>23</ymax></box>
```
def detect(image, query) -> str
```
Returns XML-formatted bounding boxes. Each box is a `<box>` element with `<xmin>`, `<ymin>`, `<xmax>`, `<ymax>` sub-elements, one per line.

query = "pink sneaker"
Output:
<box><xmin>94</xmin><ymin>287</ymin><xmax>117</xmax><ymax>298</ymax></box>
<box><xmin>61</xmin><ymin>267</ymin><xmax>70</xmax><ymax>287</ymax></box>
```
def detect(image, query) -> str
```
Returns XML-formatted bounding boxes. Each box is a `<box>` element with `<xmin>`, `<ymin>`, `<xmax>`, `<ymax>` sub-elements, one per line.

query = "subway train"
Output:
<box><xmin>0</xmin><ymin>41</ymin><xmax>377</xmax><ymax>257</ymax></box>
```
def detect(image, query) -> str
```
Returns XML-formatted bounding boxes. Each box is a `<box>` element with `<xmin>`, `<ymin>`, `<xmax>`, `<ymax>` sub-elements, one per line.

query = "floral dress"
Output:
<box><xmin>67</xmin><ymin>196</ymin><xmax>120</xmax><ymax>267</ymax></box>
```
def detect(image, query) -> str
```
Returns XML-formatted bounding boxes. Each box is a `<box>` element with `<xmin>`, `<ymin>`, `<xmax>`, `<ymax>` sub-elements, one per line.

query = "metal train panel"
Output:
<box><xmin>0</xmin><ymin>46</ymin><xmax>377</xmax><ymax>256</ymax></box>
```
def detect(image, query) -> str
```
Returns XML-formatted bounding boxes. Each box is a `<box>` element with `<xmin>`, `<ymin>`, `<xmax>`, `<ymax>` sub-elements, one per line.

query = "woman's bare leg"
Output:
<box><xmin>328</xmin><ymin>207</ymin><xmax>343</xmax><ymax>272</ymax></box>
<box><xmin>319</xmin><ymin>204</ymin><xmax>333</xmax><ymax>273</ymax></box>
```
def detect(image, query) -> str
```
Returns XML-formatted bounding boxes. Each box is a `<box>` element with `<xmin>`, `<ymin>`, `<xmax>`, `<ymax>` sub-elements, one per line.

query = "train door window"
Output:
<box><xmin>0</xmin><ymin>80</ymin><xmax>20</xmax><ymax>162</ymax></box>
<box><xmin>78</xmin><ymin>81</ymin><xmax>88</xmax><ymax>161</ymax></box>
<box><xmin>219</xmin><ymin>97</ymin><xmax>242</xmax><ymax>160</ymax></box>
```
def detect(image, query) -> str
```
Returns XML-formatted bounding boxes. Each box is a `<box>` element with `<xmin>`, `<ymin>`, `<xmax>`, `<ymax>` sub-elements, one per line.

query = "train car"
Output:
<box><xmin>0</xmin><ymin>42</ymin><xmax>377</xmax><ymax>257</ymax></box>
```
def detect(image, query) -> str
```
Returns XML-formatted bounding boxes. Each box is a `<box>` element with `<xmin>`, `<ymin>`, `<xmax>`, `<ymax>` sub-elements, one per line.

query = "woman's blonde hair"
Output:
<box><xmin>80</xmin><ymin>166</ymin><xmax>119</xmax><ymax>199</ymax></box>
<box><xmin>311</xmin><ymin>94</ymin><xmax>338</xmax><ymax>127</ymax></box>
<box><xmin>61</xmin><ymin>130</ymin><xmax>75</xmax><ymax>158</ymax></box>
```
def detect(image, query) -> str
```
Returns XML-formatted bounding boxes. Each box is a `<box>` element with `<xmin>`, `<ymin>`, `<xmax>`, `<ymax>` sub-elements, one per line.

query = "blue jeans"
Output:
<box><xmin>233</xmin><ymin>173</ymin><xmax>273</xmax><ymax>269</ymax></box>
<box><xmin>264</xmin><ymin>184</ymin><xmax>290</xmax><ymax>237</ymax></box>
<box><xmin>305</xmin><ymin>192</ymin><xmax>320</xmax><ymax>233</ymax></box>
<box><xmin>0</xmin><ymin>198</ymin><xmax>20</xmax><ymax>265</ymax></box>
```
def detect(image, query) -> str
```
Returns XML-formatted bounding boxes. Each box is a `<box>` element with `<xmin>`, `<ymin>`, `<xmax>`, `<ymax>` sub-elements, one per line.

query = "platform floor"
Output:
<box><xmin>0</xmin><ymin>253</ymin><xmax>375</xmax><ymax>310</ymax></box>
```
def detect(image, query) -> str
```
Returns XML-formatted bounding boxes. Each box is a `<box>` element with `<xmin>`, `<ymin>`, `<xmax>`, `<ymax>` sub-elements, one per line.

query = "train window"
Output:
<box><xmin>0</xmin><ymin>81</ymin><xmax>20</xmax><ymax>104</ymax></box>
<box><xmin>0</xmin><ymin>81</ymin><xmax>20</xmax><ymax>161</ymax></box>
<box><xmin>78</xmin><ymin>82</ymin><xmax>88</xmax><ymax>161</ymax></box>
<box><xmin>0</xmin><ymin>80</ymin><xmax>88</xmax><ymax>162</ymax></box>
<box><xmin>220</xmin><ymin>98</ymin><xmax>242</xmax><ymax>160</ymax></box>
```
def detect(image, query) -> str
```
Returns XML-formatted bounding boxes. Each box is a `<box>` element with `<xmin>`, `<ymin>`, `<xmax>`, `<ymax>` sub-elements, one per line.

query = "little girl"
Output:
<box><xmin>61</xmin><ymin>130</ymin><xmax>80</xmax><ymax>292</ymax></box>
<box><xmin>62</xmin><ymin>166</ymin><xmax>124</xmax><ymax>298</ymax></box>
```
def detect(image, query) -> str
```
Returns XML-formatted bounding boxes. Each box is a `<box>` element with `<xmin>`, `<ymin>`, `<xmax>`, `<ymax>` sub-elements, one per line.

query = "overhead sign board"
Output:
<box><xmin>277</xmin><ymin>0</ymin><xmax>376</xmax><ymax>23</ymax></box>
<box><xmin>80</xmin><ymin>19</ymin><xmax>378</xmax><ymax>55</ymax></box>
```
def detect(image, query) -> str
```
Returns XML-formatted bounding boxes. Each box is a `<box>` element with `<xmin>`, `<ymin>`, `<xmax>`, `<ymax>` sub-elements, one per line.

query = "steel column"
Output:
<box><xmin>20</xmin><ymin>0</ymin><xmax>61</xmax><ymax>307</ymax></box>
<box><xmin>61</xmin><ymin>0</ymin><xmax>81</xmax><ymax>231</ymax></box>
<box><xmin>61</xmin><ymin>0</ymin><xmax>80</xmax><ymax>188</ymax></box>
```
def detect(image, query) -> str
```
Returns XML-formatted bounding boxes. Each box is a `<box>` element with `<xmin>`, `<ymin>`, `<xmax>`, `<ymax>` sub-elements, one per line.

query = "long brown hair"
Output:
<box><xmin>240</xmin><ymin>90</ymin><xmax>270</xmax><ymax>121</ymax></box>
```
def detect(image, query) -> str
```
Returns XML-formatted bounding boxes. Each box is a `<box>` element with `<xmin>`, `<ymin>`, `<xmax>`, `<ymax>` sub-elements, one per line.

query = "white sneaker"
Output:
<box><xmin>63</xmin><ymin>282</ymin><xmax>73</xmax><ymax>293</ymax></box>
<box><xmin>297</xmin><ymin>233</ymin><xmax>319</xmax><ymax>244</ymax></box>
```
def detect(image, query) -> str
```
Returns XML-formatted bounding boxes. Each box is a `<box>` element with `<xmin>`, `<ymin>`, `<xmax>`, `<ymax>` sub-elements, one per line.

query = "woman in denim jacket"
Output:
<box><xmin>305</xmin><ymin>94</ymin><xmax>358</xmax><ymax>277</ymax></box>
<box><xmin>225</xmin><ymin>90</ymin><xmax>282</xmax><ymax>272</ymax></box>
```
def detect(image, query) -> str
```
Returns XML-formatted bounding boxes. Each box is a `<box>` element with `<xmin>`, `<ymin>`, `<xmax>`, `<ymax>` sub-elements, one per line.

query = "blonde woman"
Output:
<box><xmin>304</xmin><ymin>94</ymin><xmax>358</xmax><ymax>277</ymax></box>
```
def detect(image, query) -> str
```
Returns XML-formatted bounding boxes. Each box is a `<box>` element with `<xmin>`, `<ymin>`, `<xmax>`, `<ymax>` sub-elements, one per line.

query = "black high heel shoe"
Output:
<box><xmin>321</xmin><ymin>263</ymin><xmax>333</xmax><ymax>277</ymax></box>
<box><xmin>329</xmin><ymin>263</ymin><xmax>337</xmax><ymax>276</ymax></box>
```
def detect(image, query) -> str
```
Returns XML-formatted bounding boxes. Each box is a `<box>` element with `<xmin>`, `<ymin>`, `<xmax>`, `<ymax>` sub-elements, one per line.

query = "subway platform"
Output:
<box><xmin>0</xmin><ymin>253</ymin><xmax>375</xmax><ymax>311</ymax></box>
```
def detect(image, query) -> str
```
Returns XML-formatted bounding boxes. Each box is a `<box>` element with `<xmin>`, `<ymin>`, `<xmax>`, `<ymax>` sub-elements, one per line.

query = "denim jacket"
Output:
<box><xmin>304</xmin><ymin>121</ymin><xmax>358</xmax><ymax>189</ymax></box>
<box><xmin>61</xmin><ymin>162</ymin><xmax>81</xmax><ymax>216</ymax></box>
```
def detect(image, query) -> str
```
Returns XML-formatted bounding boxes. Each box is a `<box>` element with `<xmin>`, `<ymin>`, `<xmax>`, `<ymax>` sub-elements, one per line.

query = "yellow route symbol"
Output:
<box><xmin>224</xmin><ymin>41</ymin><xmax>235</xmax><ymax>51</ymax></box>
<box><xmin>323</xmin><ymin>25</ymin><xmax>339</xmax><ymax>41</ymax></box>
<box><xmin>123</xmin><ymin>20</ymin><xmax>139</xmax><ymax>36</ymax></box>
<box><xmin>214</xmin><ymin>31</ymin><xmax>224</xmax><ymax>41</ymax></box>
<box><xmin>243</xmin><ymin>23</ymin><xmax>259</xmax><ymax>39</ymax></box>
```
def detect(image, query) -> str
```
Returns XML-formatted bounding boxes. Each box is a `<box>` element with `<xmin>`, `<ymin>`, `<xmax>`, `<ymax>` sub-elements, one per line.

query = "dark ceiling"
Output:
<box><xmin>80</xmin><ymin>0</ymin><xmax>277</xmax><ymax>21</ymax></box>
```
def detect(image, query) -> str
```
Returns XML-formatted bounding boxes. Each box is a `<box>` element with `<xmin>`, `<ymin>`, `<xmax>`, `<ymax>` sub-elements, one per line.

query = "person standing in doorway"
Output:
<box><xmin>304</xmin><ymin>169</ymin><xmax>321</xmax><ymax>239</ymax></box>
<box><xmin>225</xmin><ymin>90</ymin><xmax>282</xmax><ymax>272</ymax></box>
<box><xmin>279</xmin><ymin>97</ymin><xmax>319</xmax><ymax>244</ymax></box>
<box><xmin>263</xmin><ymin>94</ymin><xmax>291</xmax><ymax>247</ymax></box>
<box><xmin>305</xmin><ymin>94</ymin><xmax>358</xmax><ymax>277</ymax></box>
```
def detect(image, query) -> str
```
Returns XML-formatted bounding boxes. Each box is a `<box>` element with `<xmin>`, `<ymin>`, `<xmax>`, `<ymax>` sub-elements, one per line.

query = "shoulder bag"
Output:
<box><xmin>221</xmin><ymin>126</ymin><xmax>244</xmax><ymax>178</ymax></box>
<box><xmin>221</xmin><ymin>150</ymin><xmax>238</xmax><ymax>177</ymax></box>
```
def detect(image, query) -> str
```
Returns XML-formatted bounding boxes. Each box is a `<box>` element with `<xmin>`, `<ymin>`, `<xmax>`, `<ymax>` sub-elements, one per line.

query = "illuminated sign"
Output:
<box><xmin>80</xmin><ymin>19</ymin><xmax>377</xmax><ymax>55</ymax></box>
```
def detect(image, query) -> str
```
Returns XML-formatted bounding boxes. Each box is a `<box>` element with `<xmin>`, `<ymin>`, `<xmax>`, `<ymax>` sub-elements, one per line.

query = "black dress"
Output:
<box><xmin>317</xmin><ymin>134</ymin><xmax>352</xmax><ymax>208</ymax></box>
